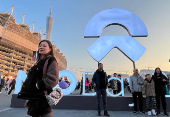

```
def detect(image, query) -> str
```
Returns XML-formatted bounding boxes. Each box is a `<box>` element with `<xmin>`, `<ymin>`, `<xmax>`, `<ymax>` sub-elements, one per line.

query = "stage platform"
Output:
<box><xmin>10</xmin><ymin>94</ymin><xmax>170</xmax><ymax>111</ymax></box>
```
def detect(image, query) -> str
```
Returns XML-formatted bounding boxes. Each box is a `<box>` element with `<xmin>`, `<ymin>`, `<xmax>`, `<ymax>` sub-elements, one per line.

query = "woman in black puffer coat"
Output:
<box><xmin>18</xmin><ymin>40</ymin><xmax>59</xmax><ymax>117</ymax></box>
<box><xmin>152</xmin><ymin>67</ymin><xmax>169</xmax><ymax>116</ymax></box>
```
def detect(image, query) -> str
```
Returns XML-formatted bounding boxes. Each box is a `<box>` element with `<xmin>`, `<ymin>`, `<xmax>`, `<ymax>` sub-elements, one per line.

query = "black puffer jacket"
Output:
<box><xmin>152</xmin><ymin>69</ymin><xmax>169</xmax><ymax>95</ymax></box>
<box><xmin>18</xmin><ymin>56</ymin><xmax>59</xmax><ymax>99</ymax></box>
<box><xmin>18</xmin><ymin>56</ymin><xmax>59</xmax><ymax>116</ymax></box>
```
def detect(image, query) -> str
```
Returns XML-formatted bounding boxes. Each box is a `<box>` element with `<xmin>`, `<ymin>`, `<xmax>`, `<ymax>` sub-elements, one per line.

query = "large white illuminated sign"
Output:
<box><xmin>82</xmin><ymin>71</ymin><xmax>96</xmax><ymax>96</ymax></box>
<box><xmin>14</xmin><ymin>70</ymin><xmax>77</xmax><ymax>96</ymax></box>
<box><xmin>107</xmin><ymin>77</ymin><xmax>124</xmax><ymax>97</ymax></box>
<box><xmin>15</xmin><ymin>70</ymin><xmax>125</xmax><ymax>97</ymax></box>
<box><xmin>14</xmin><ymin>71</ymin><xmax>27</xmax><ymax>94</ymax></box>
<box><xmin>84</xmin><ymin>8</ymin><xmax>148</xmax><ymax>62</ymax></box>
<box><xmin>53</xmin><ymin>70</ymin><xmax>77</xmax><ymax>95</ymax></box>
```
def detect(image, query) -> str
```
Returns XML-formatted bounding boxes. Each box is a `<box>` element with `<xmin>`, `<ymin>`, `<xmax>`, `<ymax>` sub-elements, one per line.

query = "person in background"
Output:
<box><xmin>117</xmin><ymin>74</ymin><xmax>121</xmax><ymax>94</ymax></box>
<box><xmin>80</xmin><ymin>77</ymin><xmax>83</xmax><ymax>95</ymax></box>
<box><xmin>0</xmin><ymin>77</ymin><xmax>5</xmax><ymax>93</ymax></box>
<box><xmin>108</xmin><ymin>75</ymin><xmax>114</xmax><ymax>94</ymax></box>
<box><xmin>59</xmin><ymin>78</ymin><xmax>63</xmax><ymax>82</ymax></box>
<box><xmin>85</xmin><ymin>78</ymin><xmax>91</xmax><ymax>93</ymax></box>
<box><xmin>0</xmin><ymin>71</ymin><xmax>1</xmax><ymax>87</ymax></box>
<box><xmin>167</xmin><ymin>74</ymin><xmax>170</xmax><ymax>93</ymax></box>
<box><xmin>152</xmin><ymin>67</ymin><xmax>169</xmax><ymax>116</ymax></box>
<box><xmin>113</xmin><ymin>73</ymin><xmax>117</xmax><ymax>78</ymax></box>
<box><xmin>112</xmin><ymin>73</ymin><xmax>118</xmax><ymax>94</ymax></box>
<box><xmin>124</xmin><ymin>79</ymin><xmax>129</xmax><ymax>93</ymax></box>
<box><xmin>8</xmin><ymin>77</ymin><xmax>16</xmax><ymax>95</ymax></box>
<box><xmin>142</xmin><ymin>74</ymin><xmax>156</xmax><ymax>116</ymax></box>
<box><xmin>113</xmin><ymin>80</ymin><xmax>118</xmax><ymax>94</ymax></box>
<box><xmin>5</xmin><ymin>78</ymin><xmax>10</xmax><ymax>93</ymax></box>
<box><xmin>77</xmin><ymin>80</ymin><xmax>81</xmax><ymax>90</ymax></box>
<box><xmin>92</xmin><ymin>63</ymin><xmax>110</xmax><ymax>116</ymax></box>
<box><xmin>129</xmin><ymin>69</ymin><xmax>144</xmax><ymax>114</ymax></box>
<box><xmin>65</xmin><ymin>78</ymin><xmax>70</xmax><ymax>86</ymax></box>
<box><xmin>89</xmin><ymin>82</ymin><xmax>93</xmax><ymax>92</ymax></box>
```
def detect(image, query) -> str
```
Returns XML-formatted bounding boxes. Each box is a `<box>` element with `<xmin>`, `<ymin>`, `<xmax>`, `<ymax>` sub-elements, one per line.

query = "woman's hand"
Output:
<box><xmin>24</xmin><ymin>100</ymin><xmax>29</xmax><ymax>108</ymax></box>
<box><xmin>163</xmin><ymin>79</ymin><xmax>166</xmax><ymax>82</ymax></box>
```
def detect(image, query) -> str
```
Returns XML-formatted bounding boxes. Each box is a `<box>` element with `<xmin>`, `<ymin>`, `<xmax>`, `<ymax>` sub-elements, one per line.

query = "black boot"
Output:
<box><xmin>156</xmin><ymin>110</ymin><xmax>160</xmax><ymax>115</ymax></box>
<box><xmin>164</xmin><ymin>111</ymin><xmax>169</xmax><ymax>116</ymax></box>
<box><xmin>104</xmin><ymin>111</ymin><xmax>110</xmax><ymax>117</ymax></box>
<box><xmin>98</xmin><ymin>111</ymin><xmax>101</xmax><ymax>116</ymax></box>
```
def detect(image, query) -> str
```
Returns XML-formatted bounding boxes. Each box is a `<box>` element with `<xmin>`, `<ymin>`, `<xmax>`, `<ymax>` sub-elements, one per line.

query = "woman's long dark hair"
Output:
<box><xmin>37</xmin><ymin>40</ymin><xmax>54</xmax><ymax>61</ymax></box>
<box><xmin>154</xmin><ymin>67</ymin><xmax>163</xmax><ymax>76</ymax></box>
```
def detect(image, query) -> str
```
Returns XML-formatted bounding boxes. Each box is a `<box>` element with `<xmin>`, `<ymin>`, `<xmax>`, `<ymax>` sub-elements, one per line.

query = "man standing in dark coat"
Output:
<box><xmin>92</xmin><ymin>63</ymin><xmax>110</xmax><ymax>116</ymax></box>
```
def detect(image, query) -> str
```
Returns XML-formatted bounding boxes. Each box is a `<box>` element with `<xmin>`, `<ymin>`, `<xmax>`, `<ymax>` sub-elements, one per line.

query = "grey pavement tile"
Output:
<box><xmin>0</xmin><ymin>89</ymin><xmax>169</xmax><ymax>117</ymax></box>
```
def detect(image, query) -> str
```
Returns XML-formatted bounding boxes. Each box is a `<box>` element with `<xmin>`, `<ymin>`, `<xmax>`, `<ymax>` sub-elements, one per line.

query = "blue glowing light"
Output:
<box><xmin>106</xmin><ymin>77</ymin><xmax>124</xmax><ymax>97</ymax></box>
<box><xmin>14</xmin><ymin>70</ymin><xmax>27</xmax><ymax>94</ymax></box>
<box><xmin>83</xmin><ymin>71</ymin><xmax>96</xmax><ymax>96</ymax></box>
<box><xmin>14</xmin><ymin>70</ymin><xmax>77</xmax><ymax>96</ymax></box>
<box><xmin>53</xmin><ymin>70</ymin><xmax>77</xmax><ymax>96</ymax></box>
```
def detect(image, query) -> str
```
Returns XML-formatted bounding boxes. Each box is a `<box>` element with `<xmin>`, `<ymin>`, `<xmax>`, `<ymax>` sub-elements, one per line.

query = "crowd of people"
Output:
<box><xmin>0</xmin><ymin>52</ymin><xmax>169</xmax><ymax>117</ymax></box>
<box><xmin>86</xmin><ymin>63</ymin><xmax>169</xmax><ymax>116</ymax></box>
<box><xmin>130</xmin><ymin>68</ymin><xmax>169</xmax><ymax>116</ymax></box>
<box><xmin>79</xmin><ymin>73</ymin><xmax>131</xmax><ymax>95</ymax></box>
<box><xmin>0</xmin><ymin>77</ymin><xmax>16</xmax><ymax>95</ymax></box>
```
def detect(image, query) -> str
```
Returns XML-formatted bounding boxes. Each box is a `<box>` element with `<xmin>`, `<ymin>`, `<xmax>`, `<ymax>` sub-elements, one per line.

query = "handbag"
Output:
<box><xmin>43</xmin><ymin>57</ymin><xmax>64</xmax><ymax>106</ymax></box>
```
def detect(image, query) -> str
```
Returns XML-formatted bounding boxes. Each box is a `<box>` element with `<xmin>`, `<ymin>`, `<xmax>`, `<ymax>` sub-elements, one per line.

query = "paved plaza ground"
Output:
<box><xmin>0</xmin><ymin>89</ymin><xmax>169</xmax><ymax>117</ymax></box>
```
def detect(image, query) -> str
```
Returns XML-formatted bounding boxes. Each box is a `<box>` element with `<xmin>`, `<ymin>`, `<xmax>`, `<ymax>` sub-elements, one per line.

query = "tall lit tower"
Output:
<box><xmin>46</xmin><ymin>3</ymin><xmax>54</xmax><ymax>40</ymax></box>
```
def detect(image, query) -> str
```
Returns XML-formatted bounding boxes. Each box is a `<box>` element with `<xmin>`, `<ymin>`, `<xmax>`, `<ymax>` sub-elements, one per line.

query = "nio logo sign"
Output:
<box><xmin>84</xmin><ymin>8</ymin><xmax>148</xmax><ymax>62</ymax></box>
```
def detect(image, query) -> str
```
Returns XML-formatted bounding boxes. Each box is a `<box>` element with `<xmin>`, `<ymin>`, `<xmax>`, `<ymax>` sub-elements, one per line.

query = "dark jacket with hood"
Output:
<box><xmin>18</xmin><ymin>56</ymin><xmax>59</xmax><ymax>116</ymax></box>
<box><xmin>92</xmin><ymin>69</ymin><xmax>108</xmax><ymax>90</ymax></box>
<box><xmin>152</xmin><ymin>69</ymin><xmax>169</xmax><ymax>95</ymax></box>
